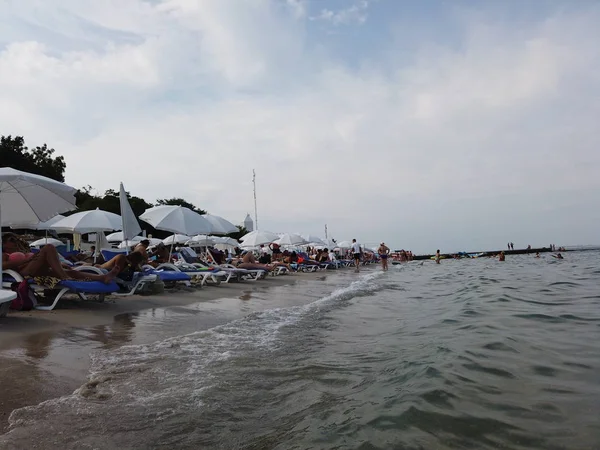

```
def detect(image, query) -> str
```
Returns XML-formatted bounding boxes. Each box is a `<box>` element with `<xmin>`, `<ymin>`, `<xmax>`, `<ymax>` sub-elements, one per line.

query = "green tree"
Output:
<box><xmin>156</xmin><ymin>197</ymin><xmax>206</xmax><ymax>215</ymax></box>
<box><xmin>0</xmin><ymin>135</ymin><xmax>66</xmax><ymax>181</ymax></box>
<box><xmin>226</xmin><ymin>225</ymin><xmax>248</xmax><ymax>241</ymax></box>
<box><xmin>103</xmin><ymin>189</ymin><xmax>154</xmax><ymax>217</ymax></box>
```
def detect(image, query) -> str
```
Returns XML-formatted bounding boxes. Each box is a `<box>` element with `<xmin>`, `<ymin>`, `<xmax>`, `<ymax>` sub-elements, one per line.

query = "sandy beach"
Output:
<box><xmin>0</xmin><ymin>271</ymin><xmax>329</xmax><ymax>434</ymax></box>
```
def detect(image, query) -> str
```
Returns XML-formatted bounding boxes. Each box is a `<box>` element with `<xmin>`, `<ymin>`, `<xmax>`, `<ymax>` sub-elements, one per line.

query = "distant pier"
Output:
<box><xmin>409</xmin><ymin>247</ymin><xmax>553</xmax><ymax>261</ymax></box>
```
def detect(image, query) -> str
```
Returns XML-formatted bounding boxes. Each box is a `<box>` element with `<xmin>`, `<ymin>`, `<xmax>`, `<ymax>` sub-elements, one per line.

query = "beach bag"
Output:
<box><xmin>10</xmin><ymin>280</ymin><xmax>36</xmax><ymax>311</ymax></box>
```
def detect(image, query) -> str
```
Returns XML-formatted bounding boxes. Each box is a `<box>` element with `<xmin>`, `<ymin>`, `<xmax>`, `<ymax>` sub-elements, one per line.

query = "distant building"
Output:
<box><xmin>244</xmin><ymin>214</ymin><xmax>254</xmax><ymax>232</ymax></box>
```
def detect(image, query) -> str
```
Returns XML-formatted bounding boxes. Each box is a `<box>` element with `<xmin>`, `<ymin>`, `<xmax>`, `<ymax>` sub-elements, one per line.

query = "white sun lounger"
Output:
<box><xmin>0</xmin><ymin>289</ymin><xmax>16</xmax><ymax>317</ymax></box>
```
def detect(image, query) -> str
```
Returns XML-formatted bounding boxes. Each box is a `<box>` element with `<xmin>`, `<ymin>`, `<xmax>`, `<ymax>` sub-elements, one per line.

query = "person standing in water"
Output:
<box><xmin>377</xmin><ymin>242</ymin><xmax>390</xmax><ymax>271</ymax></box>
<box><xmin>435</xmin><ymin>249</ymin><xmax>441</xmax><ymax>264</ymax></box>
<box><xmin>351</xmin><ymin>239</ymin><xmax>361</xmax><ymax>272</ymax></box>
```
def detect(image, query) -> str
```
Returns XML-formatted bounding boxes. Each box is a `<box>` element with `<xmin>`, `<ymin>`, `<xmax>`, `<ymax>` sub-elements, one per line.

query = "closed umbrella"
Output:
<box><xmin>0</xmin><ymin>168</ymin><xmax>77</xmax><ymax>279</ymax></box>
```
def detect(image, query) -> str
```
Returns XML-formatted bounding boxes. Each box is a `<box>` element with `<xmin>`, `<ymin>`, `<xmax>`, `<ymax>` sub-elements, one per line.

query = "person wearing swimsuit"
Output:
<box><xmin>377</xmin><ymin>242</ymin><xmax>390</xmax><ymax>271</ymax></box>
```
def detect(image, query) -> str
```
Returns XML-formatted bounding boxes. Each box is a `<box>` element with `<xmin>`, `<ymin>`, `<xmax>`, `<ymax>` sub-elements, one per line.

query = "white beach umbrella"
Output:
<box><xmin>186</xmin><ymin>235</ymin><xmax>216</xmax><ymax>246</ymax></box>
<box><xmin>52</xmin><ymin>208</ymin><xmax>122</xmax><ymax>233</ymax></box>
<box><xmin>321</xmin><ymin>238</ymin><xmax>337</xmax><ymax>248</ymax></box>
<box><xmin>30</xmin><ymin>237</ymin><xmax>64</xmax><ymax>247</ymax></box>
<box><xmin>0</xmin><ymin>169</ymin><xmax>77</xmax><ymax>227</ymax></box>
<box><xmin>140</xmin><ymin>205</ymin><xmax>212</xmax><ymax>235</ymax></box>
<box><xmin>215</xmin><ymin>237</ymin><xmax>239</xmax><ymax>246</ymax></box>
<box><xmin>163</xmin><ymin>234</ymin><xmax>191</xmax><ymax>245</ymax></box>
<box><xmin>117</xmin><ymin>238</ymin><xmax>143</xmax><ymax>249</ymax></box>
<box><xmin>202</xmin><ymin>214</ymin><xmax>238</xmax><ymax>235</ymax></box>
<box><xmin>0</xmin><ymin>168</ymin><xmax>77</xmax><ymax>276</ymax></box>
<box><xmin>213</xmin><ymin>236</ymin><xmax>240</xmax><ymax>251</ymax></box>
<box><xmin>275</xmin><ymin>233</ymin><xmax>307</xmax><ymax>246</ymax></box>
<box><xmin>10</xmin><ymin>214</ymin><xmax>66</xmax><ymax>230</ymax></box>
<box><xmin>336</xmin><ymin>240</ymin><xmax>353</xmax><ymax>249</ymax></box>
<box><xmin>106</xmin><ymin>231</ymin><xmax>129</xmax><ymax>242</ymax></box>
<box><xmin>301</xmin><ymin>235</ymin><xmax>325</xmax><ymax>245</ymax></box>
<box><xmin>240</xmin><ymin>230</ymin><xmax>279</xmax><ymax>247</ymax></box>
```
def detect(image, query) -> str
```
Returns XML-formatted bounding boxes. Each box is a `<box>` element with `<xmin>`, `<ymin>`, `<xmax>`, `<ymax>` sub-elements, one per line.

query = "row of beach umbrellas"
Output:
<box><xmin>26</xmin><ymin>206</ymin><xmax>238</xmax><ymax>236</ymax></box>
<box><xmin>0</xmin><ymin>168</ymin><xmax>341</xmax><ymax>270</ymax></box>
<box><xmin>0</xmin><ymin>168</ymin><xmax>241</xmax><ymax>270</ymax></box>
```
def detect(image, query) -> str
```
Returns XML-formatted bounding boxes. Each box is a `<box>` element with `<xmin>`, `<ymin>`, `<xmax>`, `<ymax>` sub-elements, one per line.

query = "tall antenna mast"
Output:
<box><xmin>253</xmin><ymin>169</ymin><xmax>258</xmax><ymax>230</ymax></box>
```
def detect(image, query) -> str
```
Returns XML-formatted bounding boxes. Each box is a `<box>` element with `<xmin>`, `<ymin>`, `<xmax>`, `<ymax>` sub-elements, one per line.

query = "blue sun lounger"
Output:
<box><xmin>143</xmin><ymin>268</ymin><xmax>191</xmax><ymax>285</ymax></box>
<box><xmin>2</xmin><ymin>269</ymin><xmax>120</xmax><ymax>311</ymax></box>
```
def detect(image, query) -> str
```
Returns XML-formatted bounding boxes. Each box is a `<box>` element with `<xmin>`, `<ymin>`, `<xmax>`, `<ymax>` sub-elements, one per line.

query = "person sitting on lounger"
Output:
<box><xmin>209</xmin><ymin>247</ymin><xmax>225</xmax><ymax>265</ymax></box>
<box><xmin>2</xmin><ymin>235</ymin><xmax>118</xmax><ymax>285</ymax></box>
<box><xmin>319</xmin><ymin>249</ymin><xmax>330</xmax><ymax>263</ymax></box>
<box><xmin>269</xmin><ymin>242</ymin><xmax>281</xmax><ymax>260</ymax></box>
<box><xmin>134</xmin><ymin>239</ymin><xmax>151</xmax><ymax>259</ymax></box>
<box><xmin>259</xmin><ymin>251</ymin><xmax>272</xmax><ymax>264</ymax></box>
<box><xmin>239</xmin><ymin>250</ymin><xmax>293</xmax><ymax>272</ymax></box>
<box><xmin>146</xmin><ymin>243</ymin><xmax>170</xmax><ymax>266</ymax></box>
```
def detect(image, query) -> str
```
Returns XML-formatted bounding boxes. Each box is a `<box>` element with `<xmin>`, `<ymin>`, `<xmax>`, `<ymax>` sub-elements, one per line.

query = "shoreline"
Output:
<box><xmin>0</xmin><ymin>271</ymin><xmax>334</xmax><ymax>434</ymax></box>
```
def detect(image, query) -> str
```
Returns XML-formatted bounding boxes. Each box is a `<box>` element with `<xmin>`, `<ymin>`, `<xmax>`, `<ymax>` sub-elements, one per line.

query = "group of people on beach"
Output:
<box><xmin>2</xmin><ymin>232</ymin><xmax>388</xmax><ymax>295</ymax></box>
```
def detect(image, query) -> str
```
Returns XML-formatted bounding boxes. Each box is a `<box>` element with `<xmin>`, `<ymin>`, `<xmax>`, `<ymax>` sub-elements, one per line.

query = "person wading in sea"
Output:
<box><xmin>435</xmin><ymin>249</ymin><xmax>441</xmax><ymax>264</ymax></box>
<box><xmin>351</xmin><ymin>239</ymin><xmax>361</xmax><ymax>272</ymax></box>
<box><xmin>377</xmin><ymin>242</ymin><xmax>390</xmax><ymax>271</ymax></box>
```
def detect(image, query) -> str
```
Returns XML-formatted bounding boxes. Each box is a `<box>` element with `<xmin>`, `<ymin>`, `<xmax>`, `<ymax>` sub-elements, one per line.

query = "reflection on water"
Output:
<box><xmin>1</xmin><ymin>253</ymin><xmax>600</xmax><ymax>449</ymax></box>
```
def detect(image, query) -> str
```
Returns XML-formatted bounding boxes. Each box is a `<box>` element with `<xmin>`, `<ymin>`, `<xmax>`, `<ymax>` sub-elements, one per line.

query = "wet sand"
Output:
<box><xmin>0</xmin><ymin>272</ymin><xmax>326</xmax><ymax>433</ymax></box>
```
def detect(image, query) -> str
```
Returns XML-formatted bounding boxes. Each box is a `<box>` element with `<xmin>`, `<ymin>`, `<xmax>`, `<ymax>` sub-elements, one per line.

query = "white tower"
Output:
<box><xmin>244</xmin><ymin>213</ymin><xmax>254</xmax><ymax>232</ymax></box>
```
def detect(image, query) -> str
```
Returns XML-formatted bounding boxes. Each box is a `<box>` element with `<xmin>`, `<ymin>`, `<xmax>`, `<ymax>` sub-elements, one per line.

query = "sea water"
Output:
<box><xmin>1</xmin><ymin>252</ymin><xmax>599</xmax><ymax>449</ymax></box>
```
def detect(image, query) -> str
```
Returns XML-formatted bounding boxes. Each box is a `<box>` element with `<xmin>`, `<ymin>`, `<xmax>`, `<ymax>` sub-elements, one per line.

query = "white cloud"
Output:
<box><xmin>312</xmin><ymin>0</ymin><xmax>370</xmax><ymax>25</ymax></box>
<box><xmin>1</xmin><ymin>1</ymin><xmax>599</xmax><ymax>251</ymax></box>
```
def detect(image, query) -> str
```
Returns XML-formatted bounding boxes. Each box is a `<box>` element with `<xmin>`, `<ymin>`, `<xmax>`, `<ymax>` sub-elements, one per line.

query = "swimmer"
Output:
<box><xmin>435</xmin><ymin>249</ymin><xmax>441</xmax><ymax>264</ymax></box>
<box><xmin>553</xmin><ymin>253</ymin><xmax>564</xmax><ymax>260</ymax></box>
<box><xmin>535</xmin><ymin>252</ymin><xmax>540</xmax><ymax>258</ymax></box>
<box><xmin>499</xmin><ymin>251</ymin><xmax>505</xmax><ymax>262</ymax></box>
<box><xmin>377</xmin><ymin>242</ymin><xmax>390</xmax><ymax>271</ymax></box>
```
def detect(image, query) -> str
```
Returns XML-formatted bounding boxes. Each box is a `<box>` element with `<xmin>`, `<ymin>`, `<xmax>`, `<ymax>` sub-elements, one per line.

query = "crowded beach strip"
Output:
<box><xmin>0</xmin><ymin>168</ymin><xmax>383</xmax><ymax>321</ymax></box>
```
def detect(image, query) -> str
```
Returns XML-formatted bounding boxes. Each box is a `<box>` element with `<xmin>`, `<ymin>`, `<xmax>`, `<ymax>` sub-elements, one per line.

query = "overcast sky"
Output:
<box><xmin>1</xmin><ymin>0</ymin><xmax>599</xmax><ymax>252</ymax></box>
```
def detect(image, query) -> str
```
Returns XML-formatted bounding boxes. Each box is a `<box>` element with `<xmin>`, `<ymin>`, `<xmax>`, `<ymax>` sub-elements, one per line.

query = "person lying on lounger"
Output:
<box><xmin>235</xmin><ymin>251</ymin><xmax>272</xmax><ymax>271</ymax></box>
<box><xmin>96</xmin><ymin>251</ymin><xmax>145</xmax><ymax>280</ymax></box>
<box><xmin>2</xmin><ymin>235</ymin><xmax>118</xmax><ymax>285</ymax></box>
